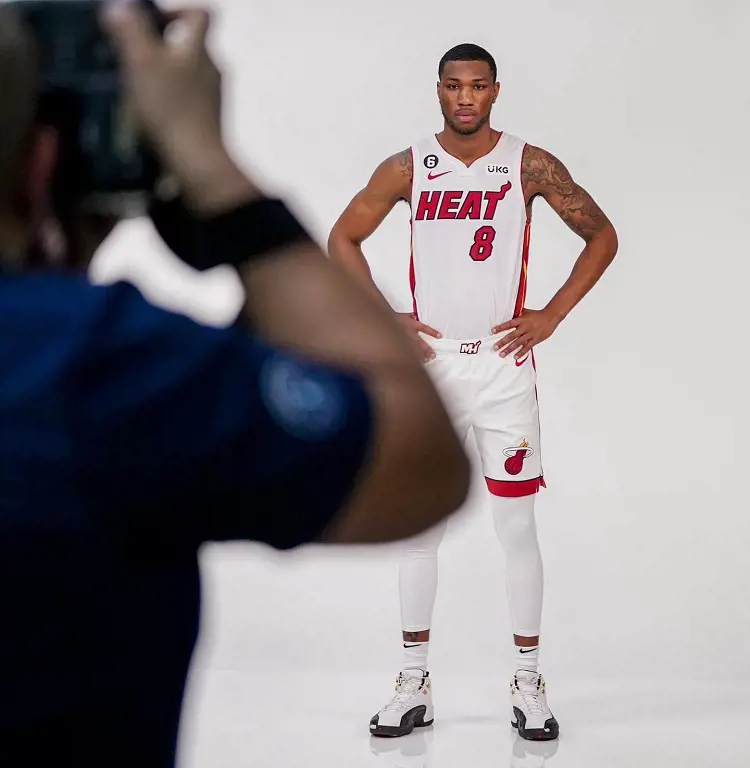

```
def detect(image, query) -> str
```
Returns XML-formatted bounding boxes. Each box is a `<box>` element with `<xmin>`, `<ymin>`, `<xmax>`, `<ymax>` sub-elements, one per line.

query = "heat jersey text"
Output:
<box><xmin>414</xmin><ymin>182</ymin><xmax>513</xmax><ymax>221</ymax></box>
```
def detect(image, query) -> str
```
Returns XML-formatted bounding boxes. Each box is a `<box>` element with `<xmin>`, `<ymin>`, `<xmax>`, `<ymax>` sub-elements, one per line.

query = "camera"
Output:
<box><xmin>11</xmin><ymin>0</ymin><xmax>168</xmax><ymax>218</ymax></box>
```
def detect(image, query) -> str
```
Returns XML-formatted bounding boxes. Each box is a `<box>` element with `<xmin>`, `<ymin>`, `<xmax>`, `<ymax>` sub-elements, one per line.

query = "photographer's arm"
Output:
<box><xmin>74</xmin><ymin>281</ymin><xmax>460</xmax><ymax>548</ymax></box>
<box><xmin>103</xmin><ymin>3</ymin><xmax>469</xmax><ymax>544</ymax></box>
<box><xmin>185</xmin><ymin>156</ymin><xmax>471</xmax><ymax>545</ymax></box>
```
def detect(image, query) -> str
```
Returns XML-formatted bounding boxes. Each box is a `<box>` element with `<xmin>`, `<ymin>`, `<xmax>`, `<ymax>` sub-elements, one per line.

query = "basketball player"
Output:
<box><xmin>328</xmin><ymin>44</ymin><xmax>618</xmax><ymax>741</ymax></box>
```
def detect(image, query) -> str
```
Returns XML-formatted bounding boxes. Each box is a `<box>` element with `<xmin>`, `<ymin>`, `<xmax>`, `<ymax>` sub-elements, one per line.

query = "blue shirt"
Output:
<box><xmin>0</xmin><ymin>272</ymin><xmax>372</xmax><ymax>765</ymax></box>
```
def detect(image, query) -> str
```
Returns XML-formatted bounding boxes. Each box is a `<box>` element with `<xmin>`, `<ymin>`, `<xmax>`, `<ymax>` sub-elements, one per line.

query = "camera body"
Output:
<box><xmin>11</xmin><ymin>0</ymin><xmax>167</xmax><ymax>218</ymax></box>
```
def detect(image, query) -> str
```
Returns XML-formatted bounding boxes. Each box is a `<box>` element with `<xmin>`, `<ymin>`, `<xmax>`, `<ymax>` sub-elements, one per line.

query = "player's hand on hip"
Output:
<box><xmin>397</xmin><ymin>313</ymin><xmax>441</xmax><ymax>363</ymax></box>
<box><xmin>492</xmin><ymin>309</ymin><xmax>559</xmax><ymax>360</ymax></box>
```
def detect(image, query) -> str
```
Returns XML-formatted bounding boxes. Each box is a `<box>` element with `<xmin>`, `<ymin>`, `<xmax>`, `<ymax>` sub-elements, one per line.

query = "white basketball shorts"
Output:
<box><xmin>422</xmin><ymin>334</ymin><xmax>545</xmax><ymax>497</ymax></box>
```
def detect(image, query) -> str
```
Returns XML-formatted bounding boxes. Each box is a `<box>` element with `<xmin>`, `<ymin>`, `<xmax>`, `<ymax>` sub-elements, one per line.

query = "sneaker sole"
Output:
<box><xmin>511</xmin><ymin>707</ymin><xmax>559</xmax><ymax>741</ymax></box>
<box><xmin>370</xmin><ymin>706</ymin><xmax>434</xmax><ymax>738</ymax></box>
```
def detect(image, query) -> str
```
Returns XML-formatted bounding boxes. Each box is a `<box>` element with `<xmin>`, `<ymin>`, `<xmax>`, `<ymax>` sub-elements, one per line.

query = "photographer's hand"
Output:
<box><xmin>103</xmin><ymin>2</ymin><xmax>254</xmax><ymax>214</ymax></box>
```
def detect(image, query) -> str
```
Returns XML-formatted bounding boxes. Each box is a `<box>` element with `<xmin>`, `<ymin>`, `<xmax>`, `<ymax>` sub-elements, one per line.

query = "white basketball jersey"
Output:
<box><xmin>409</xmin><ymin>133</ymin><xmax>531</xmax><ymax>340</ymax></box>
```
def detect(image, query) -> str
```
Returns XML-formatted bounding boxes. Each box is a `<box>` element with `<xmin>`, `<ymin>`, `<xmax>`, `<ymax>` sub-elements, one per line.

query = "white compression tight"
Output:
<box><xmin>399</xmin><ymin>493</ymin><xmax>544</xmax><ymax>647</ymax></box>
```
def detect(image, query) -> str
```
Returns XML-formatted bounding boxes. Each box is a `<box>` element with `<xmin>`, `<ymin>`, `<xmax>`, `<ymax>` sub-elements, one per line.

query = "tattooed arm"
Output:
<box><xmin>493</xmin><ymin>146</ymin><xmax>618</xmax><ymax>359</ymax></box>
<box><xmin>328</xmin><ymin>148</ymin><xmax>412</xmax><ymax>293</ymax></box>
<box><xmin>522</xmin><ymin>145</ymin><xmax>618</xmax><ymax>319</ymax></box>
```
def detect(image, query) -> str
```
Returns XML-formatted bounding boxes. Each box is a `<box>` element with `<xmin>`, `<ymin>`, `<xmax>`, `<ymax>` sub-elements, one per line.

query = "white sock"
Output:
<box><xmin>515</xmin><ymin>644</ymin><xmax>539</xmax><ymax>673</ymax></box>
<box><xmin>402</xmin><ymin>640</ymin><xmax>430</xmax><ymax>672</ymax></box>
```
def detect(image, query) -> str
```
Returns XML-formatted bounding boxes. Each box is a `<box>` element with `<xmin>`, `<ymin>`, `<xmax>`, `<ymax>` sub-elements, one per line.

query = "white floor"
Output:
<box><xmin>180</xmin><ymin>670</ymin><xmax>748</xmax><ymax>768</ymax></box>
<box><xmin>172</xmin><ymin>479</ymin><xmax>750</xmax><ymax>767</ymax></box>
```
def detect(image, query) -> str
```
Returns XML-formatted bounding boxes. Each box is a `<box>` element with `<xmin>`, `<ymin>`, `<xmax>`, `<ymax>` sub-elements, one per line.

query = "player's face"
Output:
<box><xmin>437</xmin><ymin>61</ymin><xmax>499</xmax><ymax>135</ymax></box>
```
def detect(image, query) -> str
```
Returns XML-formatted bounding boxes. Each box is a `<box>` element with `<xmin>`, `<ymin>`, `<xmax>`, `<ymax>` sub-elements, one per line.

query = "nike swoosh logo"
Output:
<box><xmin>519</xmin><ymin>647</ymin><xmax>538</xmax><ymax>654</ymax></box>
<box><xmin>515</xmin><ymin>355</ymin><xmax>530</xmax><ymax>367</ymax></box>
<box><xmin>427</xmin><ymin>170</ymin><xmax>452</xmax><ymax>180</ymax></box>
<box><xmin>403</xmin><ymin>643</ymin><xmax>422</xmax><ymax>648</ymax></box>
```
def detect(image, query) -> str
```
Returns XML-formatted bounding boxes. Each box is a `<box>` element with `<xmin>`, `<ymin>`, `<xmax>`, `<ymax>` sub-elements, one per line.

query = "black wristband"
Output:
<box><xmin>149</xmin><ymin>195</ymin><xmax>312</xmax><ymax>271</ymax></box>
<box><xmin>203</xmin><ymin>197</ymin><xmax>311</xmax><ymax>268</ymax></box>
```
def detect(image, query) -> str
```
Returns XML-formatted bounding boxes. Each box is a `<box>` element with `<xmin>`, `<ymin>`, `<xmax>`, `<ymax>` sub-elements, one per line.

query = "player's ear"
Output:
<box><xmin>493</xmin><ymin>82</ymin><xmax>500</xmax><ymax>103</ymax></box>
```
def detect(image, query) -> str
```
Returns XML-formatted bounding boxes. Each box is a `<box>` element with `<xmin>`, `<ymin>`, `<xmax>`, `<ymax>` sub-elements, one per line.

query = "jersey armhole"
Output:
<box><xmin>520</xmin><ymin>141</ymin><xmax>532</xmax><ymax>215</ymax></box>
<box><xmin>408</xmin><ymin>146</ymin><xmax>415</xmax><ymax>203</ymax></box>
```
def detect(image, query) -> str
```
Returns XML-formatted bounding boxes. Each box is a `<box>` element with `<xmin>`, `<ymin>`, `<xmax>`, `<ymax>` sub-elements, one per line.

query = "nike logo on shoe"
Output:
<box><xmin>427</xmin><ymin>170</ymin><xmax>452</xmax><ymax>180</ymax></box>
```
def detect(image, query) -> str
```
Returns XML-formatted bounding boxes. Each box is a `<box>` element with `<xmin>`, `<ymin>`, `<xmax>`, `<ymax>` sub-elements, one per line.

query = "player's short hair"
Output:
<box><xmin>0</xmin><ymin>8</ymin><xmax>39</xmax><ymax>212</ymax></box>
<box><xmin>438</xmin><ymin>43</ymin><xmax>497</xmax><ymax>82</ymax></box>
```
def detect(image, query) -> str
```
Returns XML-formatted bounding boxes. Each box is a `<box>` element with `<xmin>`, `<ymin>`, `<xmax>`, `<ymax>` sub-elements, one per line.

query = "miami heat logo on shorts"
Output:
<box><xmin>459</xmin><ymin>341</ymin><xmax>482</xmax><ymax>354</ymax></box>
<box><xmin>503</xmin><ymin>438</ymin><xmax>534</xmax><ymax>476</ymax></box>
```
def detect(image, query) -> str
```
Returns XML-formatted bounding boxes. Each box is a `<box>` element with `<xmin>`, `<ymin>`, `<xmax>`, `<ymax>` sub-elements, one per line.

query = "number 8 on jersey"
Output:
<box><xmin>409</xmin><ymin>133</ymin><xmax>531</xmax><ymax>341</ymax></box>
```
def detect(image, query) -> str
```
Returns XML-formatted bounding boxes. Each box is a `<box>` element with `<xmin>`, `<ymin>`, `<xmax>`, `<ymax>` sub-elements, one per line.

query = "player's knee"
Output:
<box><xmin>492</xmin><ymin>497</ymin><xmax>538</xmax><ymax>550</ymax></box>
<box><xmin>403</xmin><ymin>538</ymin><xmax>443</xmax><ymax>558</ymax></box>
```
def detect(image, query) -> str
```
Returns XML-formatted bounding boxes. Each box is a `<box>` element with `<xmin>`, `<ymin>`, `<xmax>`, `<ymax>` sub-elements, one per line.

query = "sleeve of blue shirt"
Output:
<box><xmin>70</xmin><ymin>280</ymin><xmax>373</xmax><ymax>551</ymax></box>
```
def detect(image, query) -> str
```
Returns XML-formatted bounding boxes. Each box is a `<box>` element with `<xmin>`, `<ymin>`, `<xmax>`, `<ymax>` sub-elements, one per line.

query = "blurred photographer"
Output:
<box><xmin>0</xmin><ymin>2</ymin><xmax>469</xmax><ymax>765</ymax></box>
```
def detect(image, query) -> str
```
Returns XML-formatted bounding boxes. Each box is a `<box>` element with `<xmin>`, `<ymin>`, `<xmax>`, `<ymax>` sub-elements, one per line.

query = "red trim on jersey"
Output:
<box><xmin>513</xmin><ymin>217</ymin><xmax>532</xmax><ymax>317</ymax></box>
<box><xmin>485</xmin><ymin>476</ymin><xmax>545</xmax><ymax>498</ymax></box>
<box><xmin>408</xmin><ymin>147</ymin><xmax>419</xmax><ymax>319</ymax></box>
<box><xmin>409</xmin><ymin>219</ymin><xmax>418</xmax><ymax>319</ymax></box>
<box><xmin>521</xmin><ymin>141</ymin><xmax>531</xmax><ymax>202</ymax></box>
<box><xmin>434</xmin><ymin>131</ymin><xmax>504</xmax><ymax>168</ymax></box>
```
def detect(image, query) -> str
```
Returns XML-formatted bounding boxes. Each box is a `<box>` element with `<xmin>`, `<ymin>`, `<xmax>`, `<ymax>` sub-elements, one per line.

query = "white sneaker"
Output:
<box><xmin>510</xmin><ymin>671</ymin><xmax>559</xmax><ymax>741</ymax></box>
<box><xmin>370</xmin><ymin>670</ymin><xmax>434</xmax><ymax>737</ymax></box>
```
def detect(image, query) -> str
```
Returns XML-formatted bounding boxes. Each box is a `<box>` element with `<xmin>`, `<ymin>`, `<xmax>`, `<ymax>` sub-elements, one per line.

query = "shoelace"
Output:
<box><xmin>515</xmin><ymin>678</ymin><xmax>548</xmax><ymax>715</ymax></box>
<box><xmin>384</xmin><ymin>675</ymin><xmax>423</xmax><ymax>710</ymax></box>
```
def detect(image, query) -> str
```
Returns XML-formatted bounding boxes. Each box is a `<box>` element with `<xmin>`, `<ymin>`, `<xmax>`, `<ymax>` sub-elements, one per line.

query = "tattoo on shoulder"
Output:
<box><xmin>522</xmin><ymin>145</ymin><xmax>608</xmax><ymax>239</ymax></box>
<box><xmin>390</xmin><ymin>148</ymin><xmax>413</xmax><ymax>203</ymax></box>
<box><xmin>396</xmin><ymin>148</ymin><xmax>413</xmax><ymax>182</ymax></box>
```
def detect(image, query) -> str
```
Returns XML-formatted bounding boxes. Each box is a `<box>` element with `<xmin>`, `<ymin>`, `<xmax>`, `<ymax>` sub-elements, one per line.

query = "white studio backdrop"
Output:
<box><xmin>92</xmin><ymin>0</ymin><xmax>750</xmax><ymax>697</ymax></box>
